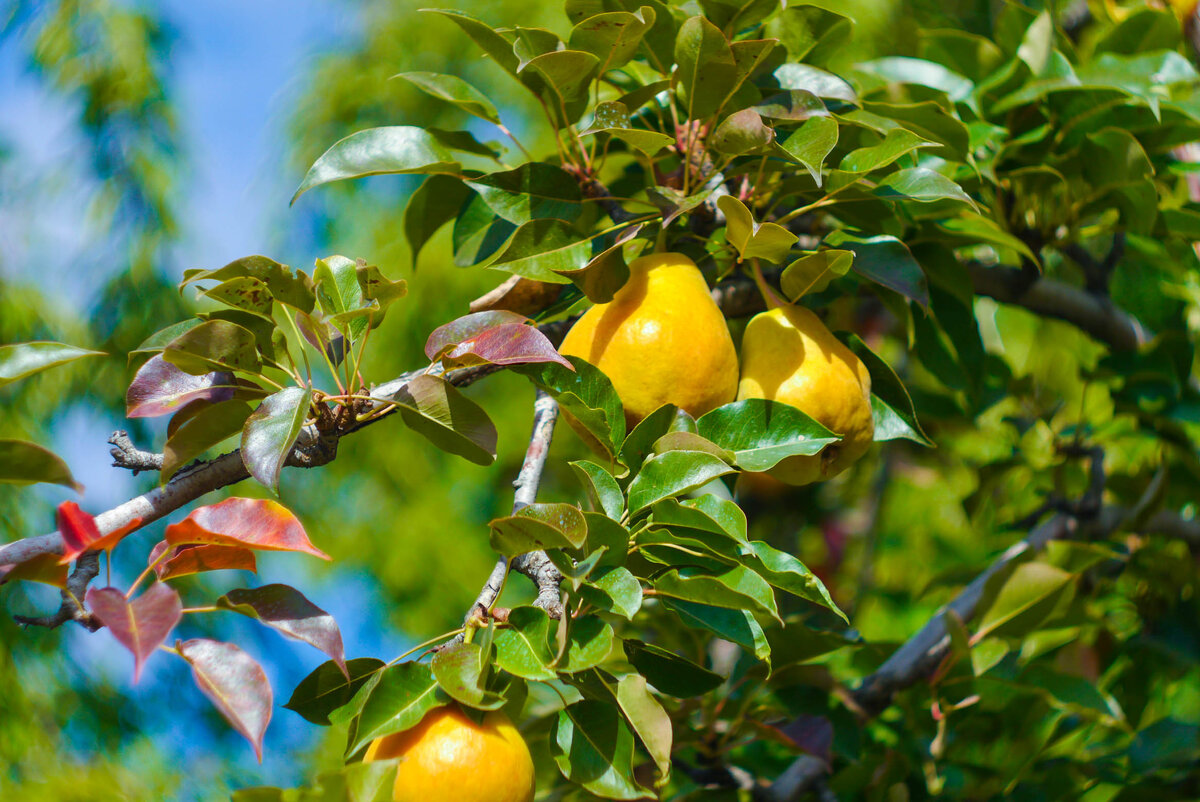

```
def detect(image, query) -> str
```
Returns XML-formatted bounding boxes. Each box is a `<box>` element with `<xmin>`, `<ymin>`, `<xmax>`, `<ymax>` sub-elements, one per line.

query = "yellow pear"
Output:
<box><xmin>737</xmin><ymin>305</ymin><xmax>873</xmax><ymax>485</ymax></box>
<box><xmin>559</xmin><ymin>252</ymin><xmax>739</xmax><ymax>427</ymax></box>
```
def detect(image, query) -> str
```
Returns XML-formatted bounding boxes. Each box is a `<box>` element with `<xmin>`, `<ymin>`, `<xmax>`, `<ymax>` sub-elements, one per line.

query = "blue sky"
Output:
<box><xmin>1</xmin><ymin>2</ymin><xmax>413</xmax><ymax>794</ymax></box>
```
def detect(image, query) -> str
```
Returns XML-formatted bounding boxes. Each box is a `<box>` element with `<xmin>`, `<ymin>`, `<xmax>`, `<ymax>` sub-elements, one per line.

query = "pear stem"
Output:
<box><xmin>750</xmin><ymin>258</ymin><xmax>788</xmax><ymax>310</ymax></box>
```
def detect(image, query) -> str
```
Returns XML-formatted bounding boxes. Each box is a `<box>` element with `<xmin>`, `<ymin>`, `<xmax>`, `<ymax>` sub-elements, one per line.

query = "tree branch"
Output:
<box><xmin>757</xmin><ymin>497</ymin><xmax>1200</xmax><ymax>801</ymax></box>
<box><xmin>14</xmin><ymin>551</ymin><xmax>102</xmax><ymax>630</ymax></box>
<box><xmin>108</xmin><ymin>430</ymin><xmax>164</xmax><ymax>473</ymax></box>
<box><xmin>456</xmin><ymin>392</ymin><xmax>562</xmax><ymax>644</ymax></box>
<box><xmin>968</xmin><ymin>263</ymin><xmax>1148</xmax><ymax>352</ymax></box>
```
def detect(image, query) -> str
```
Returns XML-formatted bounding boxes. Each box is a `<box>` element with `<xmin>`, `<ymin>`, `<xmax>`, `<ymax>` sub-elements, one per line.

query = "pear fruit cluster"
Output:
<box><xmin>559</xmin><ymin>252</ymin><xmax>873</xmax><ymax>485</ymax></box>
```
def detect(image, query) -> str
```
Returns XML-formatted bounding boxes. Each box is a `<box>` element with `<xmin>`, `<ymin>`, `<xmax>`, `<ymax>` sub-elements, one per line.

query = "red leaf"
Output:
<box><xmin>425</xmin><ymin>311</ymin><xmax>573</xmax><ymax>370</ymax></box>
<box><xmin>126</xmin><ymin>354</ymin><xmax>237</xmax><ymax>418</ymax></box>
<box><xmin>149</xmin><ymin>542</ymin><xmax>258</xmax><ymax>580</ymax></box>
<box><xmin>178</xmin><ymin>638</ymin><xmax>272</xmax><ymax>761</ymax></box>
<box><xmin>58</xmin><ymin>502</ymin><xmax>143</xmax><ymax>564</ymax></box>
<box><xmin>87</xmin><ymin>583</ymin><xmax>182</xmax><ymax>682</ymax></box>
<box><xmin>217</xmin><ymin>584</ymin><xmax>347</xmax><ymax>678</ymax></box>
<box><xmin>164</xmin><ymin>497</ymin><xmax>330</xmax><ymax>560</ymax></box>
<box><xmin>0</xmin><ymin>553</ymin><xmax>68</xmax><ymax>588</ymax></box>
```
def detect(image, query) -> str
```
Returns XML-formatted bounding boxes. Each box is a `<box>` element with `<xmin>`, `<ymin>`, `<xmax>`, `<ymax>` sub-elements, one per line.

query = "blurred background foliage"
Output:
<box><xmin>2</xmin><ymin>0</ymin><xmax>1199</xmax><ymax>800</ymax></box>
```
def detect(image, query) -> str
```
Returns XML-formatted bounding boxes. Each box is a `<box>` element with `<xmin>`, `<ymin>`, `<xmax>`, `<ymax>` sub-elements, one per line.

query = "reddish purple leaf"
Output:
<box><xmin>217</xmin><ymin>584</ymin><xmax>347</xmax><ymax>678</ymax></box>
<box><xmin>149</xmin><ymin>541</ymin><xmax>258</xmax><ymax>580</ymax></box>
<box><xmin>164</xmin><ymin>497</ymin><xmax>330</xmax><ymax>560</ymax></box>
<box><xmin>126</xmin><ymin>354</ymin><xmax>237</xmax><ymax>418</ymax></box>
<box><xmin>178</xmin><ymin>638</ymin><xmax>272</xmax><ymax>761</ymax></box>
<box><xmin>774</xmin><ymin>715</ymin><xmax>833</xmax><ymax>765</ymax></box>
<box><xmin>425</xmin><ymin>311</ymin><xmax>573</xmax><ymax>370</ymax></box>
<box><xmin>425</xmin><ymin>310</ymin><xmax>527</xmax><ymax>359</ymax></box>
<box><xmin>87</xmin><ymin>583</ymin><xmax>182</xmax><ymax>682</ymax></box>
<box><xmin>57</xmin><ymin>501</ymin><xmax>144</xmax><ymax>564</ymax></box>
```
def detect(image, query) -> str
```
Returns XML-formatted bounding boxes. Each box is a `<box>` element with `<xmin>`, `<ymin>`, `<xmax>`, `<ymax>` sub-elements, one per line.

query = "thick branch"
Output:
<box><xmin>14</xmin><ymin>551</ymin><xmax>102</xmax><ymax>630</ymax></box>
<box><xmin>968</xmin><ymin>263</ymin><xmax>1148</xmax><ymax>352</ymax></box>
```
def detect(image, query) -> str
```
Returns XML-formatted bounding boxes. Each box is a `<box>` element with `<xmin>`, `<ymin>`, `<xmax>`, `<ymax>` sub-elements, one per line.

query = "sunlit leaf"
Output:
<box><xmin>151</xmin><ymin>542</ymin><xmax>257</xmax><ymax>580</ymax></box>
<box><xmin>87</xmin><ymin>583</ymin><xmax>182</xmax><ymax>682</ymax></box>
<box><xmin>425</xmin><ymin>311</ymin><xmax>572</xmax><ymax>370</ymax></box>
<box><xmin>241</xmin><ymin>386</ymin><xmax>310</xmax><ymax>492</ymax></box>
<box><xmin>0</xmin><ymin>341</ymin><xmax>104</xmax><ymax>388</ymax></box>
<box><xmin>164</xmin><ymin>497</ymin><xmax>330</xmax><ymax>560</ymax></box>
<box><xmin>490</xmin><ymin>503</ymin><xmax>588</xmax><ymax>555</ymax></box>
<box><xmin>218</xmin><ymin>584</ymin><xmax>346</xmax><ymax>677</ymax></box>
<box><xmin>393</xmin><ymin>374</ymin><xmax>498</xmax><ymax>466</ymax></box>
<box><xmin>349</xmin><ymin>662</ymin><xmax>446</xmax><ymax>755</ymax></box>
<box><xmin>696</xmin><ymin>399</ymin><xmax>838</xmax><ymax>472</ymax></box>
<box><xmin>626</xmin><ymin>451</ymin><xmax>734</xmax><ymax>514</ymax></box>
<box><xmin>293</xmin><ymin>126</ymin><xmax>459</xmax><ymax>202</ymax></box>
<box><xmin>552</xmin><ymin>700</ymin><xmax>652</xmax><ymax>800</ymax></box>
<box><xmin>178</xmin><ymin>638</ymin><xmax>273</xmax><ymax>761</ymax></box>
<box><xmin>393</xmin><ymin>71</ymin><xmax>501</xmax><ymax>125</ymax></box>
<box><xmin>466</xmin><ymin>164</ymin><xmax>583</xmax><ymax>225</ymax></box>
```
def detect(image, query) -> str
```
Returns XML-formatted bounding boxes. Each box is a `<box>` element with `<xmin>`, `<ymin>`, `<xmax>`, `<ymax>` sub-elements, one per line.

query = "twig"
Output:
<box><xmin>14</xmin><ymin>551</ymin><xmax>101</xmax><ymax>630</ymax></box>
<box><xmin>109</xmin><ymin>430</ymin><xmax>164</xmax><ymax>473</ymax></box>
<box><xmin>461</xmin><ymin>391</ymin><xmax>563</xmax><ymax>638</ymax></box>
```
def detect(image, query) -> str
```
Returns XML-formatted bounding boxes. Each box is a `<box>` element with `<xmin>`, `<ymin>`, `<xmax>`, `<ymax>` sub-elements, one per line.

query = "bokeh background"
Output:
<box><xmin>9</xmin><ymin>1</ymin><xmax>1191</xmax><ymax>801</ymax></box>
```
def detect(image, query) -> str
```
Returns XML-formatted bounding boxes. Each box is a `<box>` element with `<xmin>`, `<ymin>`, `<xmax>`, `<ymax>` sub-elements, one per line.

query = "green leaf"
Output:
<box><xmin>0</xmin><ymin>440</ymin><xmax>81</xmax><ymax>492</ymax></box>
<box><xmin>404</xmin><ymin>176</ymin><xmax>472</xmax><ymax>269</ymax></box>
<box><xmin>874</xmin><ymin>167</ymin><xmax>976</xmax><ymax>207</ymax></box>
<box><xmin>976</xmin><ymin>562</ymin><xmax>1076</xmax><ymax>641</ymax></box>
<box><xmin>489</xmin><ymin>503</ymin><xmax>588</xmax><ymax>555</ymax></box>
<box><xmin>774</xmin><ymin>62</ymin><xmax>857</xmax><ymax>102</ymax></box>
<box><xmin>696</xmin><ymin>399</ymin><xmax>837</xmax><ymax>472</ymax></box>
<box><xmin>489</xmin><ymin>219</ymin><xmax>587</xmax><ymax>283</ymax></box>
<box><xmin>569</xmin><ymin>8</ymin><xmax>655</xmax><ymax>71</ymax></box>
<box><xmin>616</xmin><ymin>674</ymin><xmax>672</xmax><ymax>782</ymax></box>
<box><xmin>552</xmin><ymin>701</ymin><xmax>652</xmax><ymax>800</ymax></box>
<box><xmin>518</xmin><ymin>357</ymin><xmax>626</xmax><ymax>462</ymax></box>
<box><xmin>836</xmin><ymin>332</ymin><xmax>933</xmax><ymax>446</ymax></box>
<box><xmin>0</xmin><ymin>341</ymin><xmax>104</xmax><ymax>388</ymax></box>
<box><xmin>754</xmin><ymin>90</ymin><xmax>829</xmax><ymax>122</ymax></box>
<box><xmin>314</xmin><ymin>255</ymin><xmax>368</xmax><ymax>339</ymax></box>
<box><xmin>162</xmin><ymin>400</ymin><xmax>252</xmax><ymax>481</ymax></box>
<box><xmin>674</xmin><ymin>15</ymin><xmax>737</xmax><ymax>120</ymax></box>
<box><xmin>654</xmin><ymin>564</ymin><xmax>780</xmax><ymax>621</ymax></box>
<box><xmin>601</xmin><ymin>127</ymin><xmax>676</xmax><ymax>156</ymax></box>
<box><xmin>700</xmin><ymin>0</ymin><xmax>778</xmax><ymax>33</ymax></box>
<box><xmin>570</xmin><ymin>460</ymin><xmax>625</xmax><ymax>518</ymax></box>
<box><xmin>780</xmin><ymin>249</ymin><xmax>853</xmax><ymax>300</ymax></box>
<box><xmin>744</xmin><ymin>541</ymin><xmax>845</xmax><ymax>621</ymax></box>
<box><xmin>453</xmin><ymin>195</ymin><xmax>517</xmax><ymax>267</ymax></box>
<box><xmin>163</xmin><ymin>320</ymin><xmax>262</xmax><ymax>376</ymax></box>
<box><xmin>201</xmin><ymin>277</ymin><xmax>274</xmax><ymax>320</ymax></box>
<box><xmin>619</xmin><ymin>404</ymin><xmax>679</xmax><ymax>475</ymax></box>
<box><xmin>665</xmin><ymin>598</ymin><xmax>770</xmax><ymax>660</ymax></box>
<box><xmin>292</xmin><ymin>127</ymin><xmax>459</xmax><ymax>202</ymax></box>
<box><xmin>765</xmin><ymin>5</ymin><xmax>852</xmax><ymax>66</ymax></box>
<box><xmin>580</xmin><ymin>566</ymin><xmax>643</xmax><ymax>619</ymax></box>
<box><xmin>393</xmin><ymin>71</ymin><xmax>501</xmax><ymax>124</ymax></box>
<box><xmin>393</xmin><ymin>375</ymin><xmax>497</xmax><ymax>466</ymax></box>
<box><xmin>561</xmin><ymin>615</ymin><xmax>616</xmax><ymax>673</ymax></box>
<box><xmin>348</xmin><ymin>662</ymin><xmax>446</xmax><ymax>756</ymax></box>
<box><xmin>182</xmin><ymin>255</ymin><xmax>316</xmax><ymax>313</ymax></box>
<box><xmin>718</xmin><ymin>195</ymin><xmax>798</xmax><ymax>264</ymax></box>
<box><xmin>626</xmin><ymin>451</ymin><xmax>734</xmax><ymax>514</ymax></box>
<box><xmin>580</xmin><ymin>512</ymin><xmax>631</xmax><ymax>567</ymax></box>
<box><xmin>431</xmin><ymin>641</ymin><xmax>504</xmax><ymax>709</ymax></box>
<box><xmin>623</xmin><ymin>639</ymin><xmax>723</xmax><ymax>697</ymax></box>
<box><xmin>935</xmin><ymin>213</ymin><xmax>1039</xmax><ymax>266</ymax></box>
<box><xmin>710</xmin><ymin>109</ymin><xmax>774</xmax><ymax>155</ymax></box>
<box><xmin>423</xmin><ymin>9</ymin><xmax>520</xmax><ymax>77</ymax></box>
<box><xmin>555</xmin><ymin>226</ymin><xmax>638</xmax><ymax>303</ymax></box>
<box><xmin>494</xmin><ymin>605</ymin><xmax>557</xmax><ymax>681</ymax></box>
<box><xmin>836</xmin><ymin>127</ymin><xmax>935</xmax><ymax>176</ymax></box>
<box><xmin>241</xmin><ymin>387</ymin><xmax>310</xmax><ymax>493</ymax></box>
<box><xmin>776</xmin><ymin>115</ymin><xmax>839</xmax><ymax>186</ymax></box>
<box><xmin>822</xmin><ymin>230</ymin><xmax>929</xmax><ymax>307</ymax></box>
<box><xmin>520</xmin><ymin>50</ymin><xmax>601</xmax><ymax>128</ymax></box>
<box><xmin>466</xmin><ymin>163</ymin><xmax>582</xmax><ymax>225</ymax></box>
<box><xmin>284</xmin><ymin>658</ymin><xmax>384</xmax><ymax>726</ymax></box>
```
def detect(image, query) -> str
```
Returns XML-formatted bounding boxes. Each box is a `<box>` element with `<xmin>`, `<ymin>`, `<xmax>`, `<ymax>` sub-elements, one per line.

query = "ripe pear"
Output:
<box><xmin>737</xmin><ymin>305</ymin><xmax>873</xmax><ymax>485</ymax></box>
<box><xmin>559</xmin><ymin>252</ymin><xmax>739</xmax><ymax>426</ymax></box>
